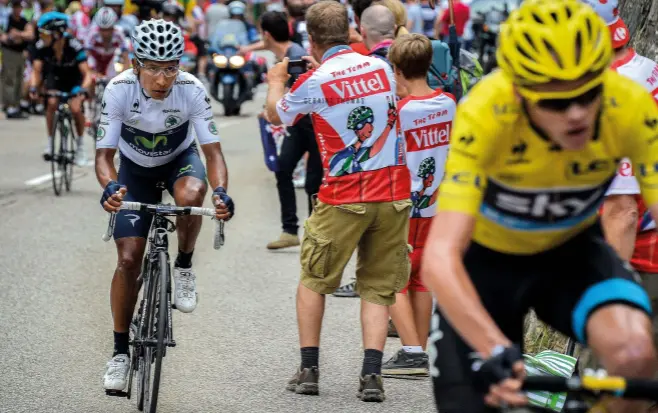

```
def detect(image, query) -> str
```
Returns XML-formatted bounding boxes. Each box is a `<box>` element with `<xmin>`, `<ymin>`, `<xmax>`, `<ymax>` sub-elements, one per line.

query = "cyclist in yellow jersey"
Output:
<box><xmin>123</xmin><ymin>0</ymin><xmax>197</xmax><ymax>18</ymax></box>
<box><xmin>422</xmin><ymin>0</ymin><xmax>658</xmax><ymax>412</ymax></box>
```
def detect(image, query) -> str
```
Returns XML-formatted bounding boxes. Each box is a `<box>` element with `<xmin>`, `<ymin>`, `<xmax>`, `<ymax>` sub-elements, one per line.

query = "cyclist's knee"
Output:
<box><xmin>47</xmin><ymin>97</ymin><xmax>58</xmax><ymax>111</ymax></box>
<box><xmin>174</xmin><ymin>179</ymin><xmax>206</xmax><ymax>207</ymax></box>
<box><xmin>116</xmin><ymin>252</ymin><xmax>142</xmax><ymax>278</ymax></box>
<box><xmin>589</xmin><ymin>316</ymin><xmax>657</xmax><ymax>375</ymax></box>
<box><xmin>70</xmin><ymin>99</ymin><xmax>83</xmax><ymax>114</ymax></box>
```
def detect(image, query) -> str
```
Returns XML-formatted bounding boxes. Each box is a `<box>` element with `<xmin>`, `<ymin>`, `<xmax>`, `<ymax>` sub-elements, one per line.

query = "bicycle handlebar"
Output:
<box><xmin>523</xmin><ymin>375</ymin><xmax>658</xmax><ymax>401</ymax></box>
<box><xmin>102</xmin><ymin>202</ymin><xmax>225</xmax><ymax>250</ymax></box>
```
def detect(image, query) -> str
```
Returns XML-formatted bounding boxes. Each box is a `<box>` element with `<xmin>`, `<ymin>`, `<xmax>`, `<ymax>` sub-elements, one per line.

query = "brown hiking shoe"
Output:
<box><xmin>357</xmin><ymin>373</ymin><xmax>385</xmax><ymax>402</ymax></box>
<box><xmin>267</xmin><ymin>233</ymin><xmax>300</xmax><ymax>250</ymax></box>
<box><xmin>286</xmin><ymin>366</ymin><xmax>319</xmax><ymax>395</ymax></box>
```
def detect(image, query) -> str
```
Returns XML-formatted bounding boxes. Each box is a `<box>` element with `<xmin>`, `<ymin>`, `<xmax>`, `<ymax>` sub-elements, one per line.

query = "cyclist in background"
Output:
<box><xmin>64</xmin><ymin>1</ymin><xmax>90</xmax><ymax>40</ymax></box>
<box><xmin>30</xmin><ymin>11</ymin><xmax>91</xmax><ymax>165</ymax></box>
<box><xmin>102</xmin><ymin>0</ymin><xmax>137</xmax><ymax>36</ymax></box>
<box><xmin>85</xmin><ymin>7</ymin><xmax>131</xmax><ymax>102</ymax></box>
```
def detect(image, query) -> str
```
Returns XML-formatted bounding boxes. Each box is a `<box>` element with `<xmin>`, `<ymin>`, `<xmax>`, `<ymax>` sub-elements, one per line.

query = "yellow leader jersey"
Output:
<box><xmin>123</xmin><ymin>0</ymin><xmax>196</xmax><ymax>18</ymax></box>
<box><xmin>438</xmin><ymin>69</ymin><xmax>658</xmax><ymax>254</ymax></box>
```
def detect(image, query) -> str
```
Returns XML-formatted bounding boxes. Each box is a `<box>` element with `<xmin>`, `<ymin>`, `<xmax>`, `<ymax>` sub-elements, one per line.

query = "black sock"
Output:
<box><xmin>113</xmin><ymin>331</ymin><xmax>130</xmax><ymax>357</ymax></box>
<box><xmin>175</xmin><ymin>249</ymin><xmax>194</xmax><ymax>268</ymax></box>
<box><xmin>362</xmin><ymin>349</ymin><xmax>383</xmax><ymax>376</ymax></box>
<box><xmin>300</xmin><ymin>347</ymin><xmax>319</xmax><ymax>369</ymax></box>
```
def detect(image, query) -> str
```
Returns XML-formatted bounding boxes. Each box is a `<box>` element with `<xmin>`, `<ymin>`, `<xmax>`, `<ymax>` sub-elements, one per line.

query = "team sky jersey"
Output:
<box><xmin>34</xmin><ymin>35</ymin><xmax>86</xmax><ymax>81</ymax></box>
<box><xmin>84</xmin><ymin>26</ymin><xmax>129</xmax><ymax>75</ymax></box>
<box><xmin>604</xmin><ymin>49</ymin><xmax>658</xmax><ymax>272</ymax></box>
<box><xmin>96</xmin><ymin>70</ymin><xmax>220</xmax><ymax>167</ymax></box>
<box><xmin>275</xmin><ymin>47</ymin><xmax>410</xmax><ymax>205</ymax></box>
<box><xmin>438</xmin><ymin>69</ymin><xmax>658</xmax><ymax>255</ymax></box>
<box><xmin>399</xmin><ymin>90</ymin><xmax>456</xmax><ymax>248</ymax></box>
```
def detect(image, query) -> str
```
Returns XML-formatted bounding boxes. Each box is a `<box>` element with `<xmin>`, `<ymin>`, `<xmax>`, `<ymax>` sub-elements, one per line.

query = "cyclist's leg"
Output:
<box><xmin>44</xmin><ymin>74</ymin><xmax>61</xmax><ymax>142</ymax></box>
<box><xmin>68</xmin><ymin>85</ymin><xmax>86</xmax><ymax>137</ymax></box>
<box><xmin>429</xmin><ymin>242</ymin><xmax>534</xmax><ymax>413</ymax></box>
<box><xmin>532</xmin><ymin>223</ymin><xmax>656</xmax><ymax>413</ymax></box>
<box><xmin>167</xmin><ymin>145</ymin><xmax>208</xmax><ymax>255</ymax></box>
<box><xmin>111</xmin><ymin>158</ymin><xmax>161</xmax><ymax>335</ymax></box>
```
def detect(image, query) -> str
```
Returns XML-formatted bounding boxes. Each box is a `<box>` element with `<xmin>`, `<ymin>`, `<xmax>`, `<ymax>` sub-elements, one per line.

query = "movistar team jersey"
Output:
<box><xmin>438</xmin><ymin>69</ymin><xmax>658</xmax><ymax>254</ymax></box>
<box><xmin>96</xmin><ymin>70</ymin><xmax>220</xmax><ymax>167</ymax></box>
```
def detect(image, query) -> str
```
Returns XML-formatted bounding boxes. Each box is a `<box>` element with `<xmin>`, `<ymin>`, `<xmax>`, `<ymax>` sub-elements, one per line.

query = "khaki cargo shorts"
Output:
<box><xmin>300</xmin><ymin>199</ymin><xmax>412</xmax><ymax>306</ymax></box>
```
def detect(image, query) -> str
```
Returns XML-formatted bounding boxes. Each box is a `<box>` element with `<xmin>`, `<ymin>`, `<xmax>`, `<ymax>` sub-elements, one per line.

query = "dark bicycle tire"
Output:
<box><xmin>135</xmin><ymin>258</ymin><xmax>155</xmax><ymax>411</ymax></box>
<box><xmin>145</xmin><ymin>251</ymin><xmax>169</xmax><ymax>413</ymax></box>
<box><xmin>50</xmin><ymin>113</ymin><xmax>64</xmax><ymax>196</ymax></box>
<box><xmin>64</xmin><ymin>117</ymin><xmax>75</xmax><ymax>191</ymax></box>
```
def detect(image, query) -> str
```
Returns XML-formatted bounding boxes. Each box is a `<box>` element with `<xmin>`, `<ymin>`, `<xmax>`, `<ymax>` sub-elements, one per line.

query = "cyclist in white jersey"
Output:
<box><xmin>96</xmin><ymin>18</ymin><xmax>234</xmax><ymax>391</ymax></box>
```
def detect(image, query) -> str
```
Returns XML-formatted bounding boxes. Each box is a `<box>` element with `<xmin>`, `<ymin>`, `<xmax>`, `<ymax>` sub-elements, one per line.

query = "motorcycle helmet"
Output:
<box><xmin>228</xmin><ymin>1</ymin><xmax>246</xmax><ymax>16</ymax></box>
<box><xmin>94</xmin><ymin>7</ymin><xmax>118</xmax><ymax>29</ymax></box>
<box><xmin>132</xmin><ymin>18</ymin><xmax>184</xmax><ymax>61</ymax></box>
<box><xmin>37</xmin><ymin>11</ymin><xmax>69</xmax><ymax>33</ymax></box>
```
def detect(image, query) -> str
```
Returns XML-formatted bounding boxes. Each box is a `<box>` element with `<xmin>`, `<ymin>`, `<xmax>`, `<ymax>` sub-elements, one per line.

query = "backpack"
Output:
<box><xmin>427</xmin><ymin>40</ymin><xmax>459</xmax><ymax>96</ymax></box>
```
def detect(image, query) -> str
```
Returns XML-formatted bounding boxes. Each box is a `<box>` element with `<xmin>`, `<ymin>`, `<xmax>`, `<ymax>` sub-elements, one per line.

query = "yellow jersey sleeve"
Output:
<box><xmin>437</xmin><ymin>97</ymin><xmax>500</xmax><ymax>216</ymax></box>
<box><xmin>627</xmin><ymin>86</ymin><xmax>658</xmax><ymax>207</ymax></box>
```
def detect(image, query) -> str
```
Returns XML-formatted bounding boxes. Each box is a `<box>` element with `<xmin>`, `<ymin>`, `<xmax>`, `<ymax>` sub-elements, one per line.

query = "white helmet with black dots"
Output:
<box><xmin>131</xmin><ymin>19</ymin><xmax>184</xmax><ymax>62</ymax></box>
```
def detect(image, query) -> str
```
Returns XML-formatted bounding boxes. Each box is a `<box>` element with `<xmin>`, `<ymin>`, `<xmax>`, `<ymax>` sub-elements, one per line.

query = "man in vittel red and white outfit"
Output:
<box><xmin>584</xmin><ymin>0</ymin><xmax>658</xmax><ymax>350</ymax></box>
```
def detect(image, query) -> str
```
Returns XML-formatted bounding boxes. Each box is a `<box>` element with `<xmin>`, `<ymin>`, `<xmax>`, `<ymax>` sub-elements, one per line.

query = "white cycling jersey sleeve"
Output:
<box><xmin>96</xmin><ymin>83</ymin><xmax>124</xmax><ymax>149</ymax></box>
<box><xmin>190</xmin><ymin>87</ymin><xmax>221</xmax><ymax>145</ymax></box>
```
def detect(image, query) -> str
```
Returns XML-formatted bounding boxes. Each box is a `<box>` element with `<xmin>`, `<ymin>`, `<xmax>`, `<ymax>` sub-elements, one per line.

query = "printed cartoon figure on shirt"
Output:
<box><xmin>411</xmin><ymin>157</ymin><xmax>440</xmax><ymax>217</ymax></box>
<box><xmin>328</xmin><ymin>99</ymin><xmax>397</xmax><ymax>177</ymax></box>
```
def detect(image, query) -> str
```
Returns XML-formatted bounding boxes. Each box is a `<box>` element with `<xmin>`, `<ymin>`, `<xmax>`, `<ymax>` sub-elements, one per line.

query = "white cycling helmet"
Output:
<box><xmin>228</xmin><ymin>1</ymin><xmax>246</xmax><ymax>16</ymax></box>
<box><xmin>103</xmin><ymin>0</ymin><xmax>125</xmax><ymax>6</ymax></box>
<box><xmin>94</xmin><ymin>7</ymin><xmax>118</xmax><ymax>29</ymax></box>
<box><xmin>132</xmin><ymin>19</ymin><xmax>184</xmax><ymax>62</ymax></box>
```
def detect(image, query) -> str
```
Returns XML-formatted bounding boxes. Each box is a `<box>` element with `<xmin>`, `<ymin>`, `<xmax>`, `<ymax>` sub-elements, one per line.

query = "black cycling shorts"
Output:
<box><xmin>429</xmin><ymin>222</ymin><xmax>652</xmax><ymax>413</ymax></box>
<box><xmin>45</xmin><ymin>72</ymin><xmax>82</xmax><ymax>94</ymax></box>
<box><xmin>113</xmin><ymin>145</ymin><xmax>207</xmax><ymax>239</ymax></box>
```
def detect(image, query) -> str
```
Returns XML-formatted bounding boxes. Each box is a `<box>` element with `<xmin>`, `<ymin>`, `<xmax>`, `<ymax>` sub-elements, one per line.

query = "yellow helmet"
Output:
<box><xmin>497</xmin><ymin>0</ymin><xmax>612</xmax><ymax>89</ymax></box>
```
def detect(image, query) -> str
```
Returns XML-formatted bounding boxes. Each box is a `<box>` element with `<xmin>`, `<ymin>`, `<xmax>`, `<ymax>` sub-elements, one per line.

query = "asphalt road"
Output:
<box><xmin>0</xmin><ymin>90</ymin><xmax>435</xmax><ymax>413</ymax></box>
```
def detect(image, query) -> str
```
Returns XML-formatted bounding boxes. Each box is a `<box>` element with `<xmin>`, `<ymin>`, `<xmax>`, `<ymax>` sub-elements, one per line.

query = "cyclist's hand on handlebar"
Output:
<box><xmin>472</xmin><ymin>345</ymin><xmax>528</xmax><ymax>408</ymax></box>
<box><xmin>101</xmin><ymin>181</ymin><xmax>127</xmax><ymax>213</ymax></box>
<box><xmin>212</xmin><ymin>186</ymin><xmax>234</xmax><ymax>221</ymax></box>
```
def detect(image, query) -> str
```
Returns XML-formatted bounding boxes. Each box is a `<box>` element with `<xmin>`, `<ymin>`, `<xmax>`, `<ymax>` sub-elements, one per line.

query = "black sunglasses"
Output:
<box><xmin>537</xmin><ymin>84</ymin><xmax>603</xmax><ymax>112</ymax></box>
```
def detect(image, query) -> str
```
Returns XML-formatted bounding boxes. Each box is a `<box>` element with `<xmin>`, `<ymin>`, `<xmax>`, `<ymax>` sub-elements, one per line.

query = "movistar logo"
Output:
<box><xmin>134</xmin><ymin>135</ymin><xmax>168</xmax><ymax>149</ymax></box>
<box><xmin>177</xmin><ymin>164</ymin><xmax>194</xmax><ymax>176</ymax></box>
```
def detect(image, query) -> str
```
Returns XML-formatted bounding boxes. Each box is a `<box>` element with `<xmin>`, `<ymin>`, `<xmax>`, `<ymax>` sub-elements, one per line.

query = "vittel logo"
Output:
<box><xmin>405</xmin><ymin>121</ymin><xmax>451</xmax><ymax>152</ymax></box>
<box><xmin>320</xmin><ymin>68</ymin><xmax>391</xmax><ymax>106</ymax></box>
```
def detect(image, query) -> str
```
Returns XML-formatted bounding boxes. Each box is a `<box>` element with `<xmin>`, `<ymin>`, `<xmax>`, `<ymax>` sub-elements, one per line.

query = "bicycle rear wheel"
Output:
<box><xmin>144</xmin><ymin>251</ymin><xmax>169</xmax><ymax>413</ymax></box>
<box><xmin>63</xmin><ymin>118</ymin><xmax>75</xmax><ymax>191</ymax></box>
<box><xmin>50</xmin><ymin>113</ymin><xmax>64</xmax><ymax>196</ymax></box>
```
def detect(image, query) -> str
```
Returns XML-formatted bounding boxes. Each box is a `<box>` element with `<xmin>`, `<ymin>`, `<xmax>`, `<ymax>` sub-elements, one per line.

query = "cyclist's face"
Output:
<box><xmin>523</xmin><ymin>78</ymin><xmax>602</xmax><ymax>151</ymax></box>
<box><xmin>355</xmin><ymin>121</ymin><xmax>374</xmax><ymax>141</ymax></box>
<box><xmin>99</xmin><ymin>28</ymin><xmax>113</xmax><ymax>42</ymax></box>
<box><xmin>136</xmin><ymin>59</ymin><xmax>179</xmax><ymax>100</ymax></box>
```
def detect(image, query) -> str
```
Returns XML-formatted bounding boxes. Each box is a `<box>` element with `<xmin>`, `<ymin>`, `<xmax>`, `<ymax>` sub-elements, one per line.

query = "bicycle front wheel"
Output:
<box><xmin>144</xmin><ymin>251</ymin><xmax>169</xmax><ymax>413</ymax></box>
<box><xmin>63</xmin><ymin>117</ymin><xmax>75</xmax><ymax>191</ymax></box>
<box><xmin>50</xmin><ymin>113</ymin><xmax>64</xmax><ymax>196</ymax></box>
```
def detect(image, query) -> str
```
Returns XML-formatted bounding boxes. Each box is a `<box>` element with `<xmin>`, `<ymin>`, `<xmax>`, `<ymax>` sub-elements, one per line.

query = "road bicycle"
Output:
<box><xmin>103</xmin><ymin>197</ymin><xmax>224</xmax><ymax>413</ymax></box>
<box><xmin>507</xmin><ymin>374</ymin><xmax>658</xmax><ymax>412</ymax></box>
<box><xmin>43</xmin><ymin>91</ymin><xmax>82</xmax><ymax>196</ymax></box>
<box><xmin>88</xmin><ymin>78</ymin><xmax>109</xmax><ymax>143</ymax></box>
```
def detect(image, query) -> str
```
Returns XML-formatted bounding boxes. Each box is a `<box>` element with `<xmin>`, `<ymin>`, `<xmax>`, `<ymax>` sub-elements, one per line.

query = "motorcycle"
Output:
<box><xmin>471</xmin><ymin>5</ymin><xmax>509</xmax><ymax>74</ymax></box>
<box><xmin>208</xmin><ymin>39</ymin><xmax>252</xmax><ymax>116</ymax></box>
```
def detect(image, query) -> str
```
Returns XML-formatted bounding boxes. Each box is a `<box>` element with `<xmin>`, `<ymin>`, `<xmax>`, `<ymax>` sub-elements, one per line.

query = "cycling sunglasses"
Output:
<box><xmin>38</xmin><ymin>28</ymin><xmax>52</xmax><ymax>35</ymax></box>
<box><xmin>536</xmin><ymin>84</ymin><xmax>603</xmax><ymax>112</ymax></box>
<box><xmin>355</xmin><ymin>116</ymin><xmax>374</xmax><ymax>131</ymax></box>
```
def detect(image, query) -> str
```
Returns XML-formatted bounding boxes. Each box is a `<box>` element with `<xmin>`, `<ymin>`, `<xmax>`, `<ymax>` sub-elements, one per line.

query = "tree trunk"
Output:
<box><xmin>619</xmin><ymin>0</ymin><xmax>658</xmax><ymax>60</ymax></box>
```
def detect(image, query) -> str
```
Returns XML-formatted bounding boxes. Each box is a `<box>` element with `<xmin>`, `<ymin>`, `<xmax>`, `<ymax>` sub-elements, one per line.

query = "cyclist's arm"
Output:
<box><xmin>30</xmin><ymin>58</ymin><xmax>43</xmax><ymax>89</ymax></box>
<box><xmin>189</xmin><ymin>86</ymin><xmax>227</xmax><ymax>191</ymax></box>
<box><xmin>602</xmin><ymin>163</ymin><xmax>639</xmax><ymax>261</ymax></box>
<box><xmin>627</xmin><ymin>88</ymin><xmax>658</xmax><ymax>233</ymax></box>
<box><xmin>421</xmin><ymin>108</ymin><xmax>510</xmax><ymax>357</ymax></box>
<box><xmin>95</xmin><ymin>84</ymin><xmax>124</xmax><ymax>188</ymax></box>
<box><xmin>71</xmin><ymin>39</ymin><xmax>92</xmax><ymax>90</ymax></box>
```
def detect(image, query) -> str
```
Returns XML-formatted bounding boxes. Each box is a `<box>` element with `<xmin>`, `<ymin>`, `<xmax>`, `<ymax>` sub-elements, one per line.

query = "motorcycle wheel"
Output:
<box><xmin>222</xmin><ymin>83</ymin><xmax>236</xmax><ymax>116</ymax></box>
